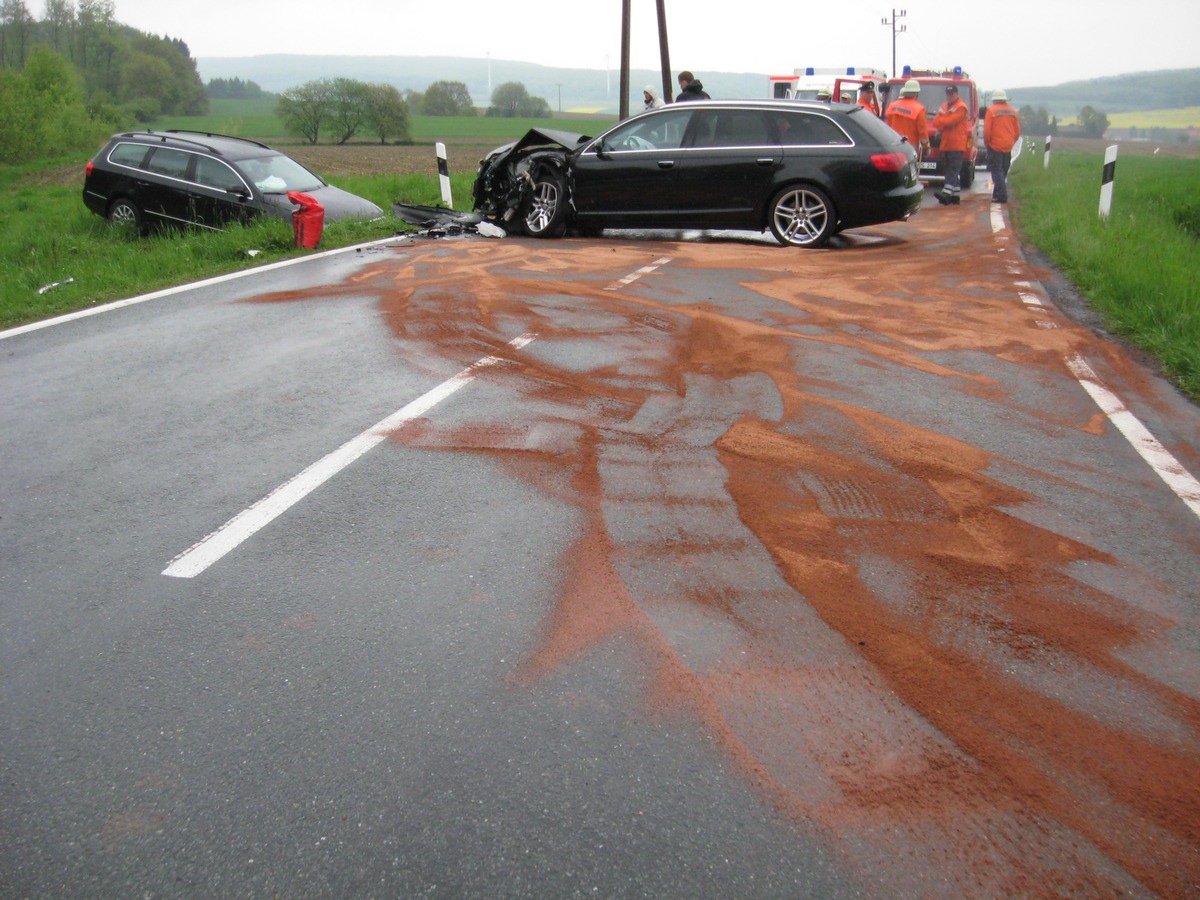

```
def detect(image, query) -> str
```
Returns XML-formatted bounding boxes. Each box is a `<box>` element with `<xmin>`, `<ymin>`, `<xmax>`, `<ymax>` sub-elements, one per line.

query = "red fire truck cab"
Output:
<box><xmin>885</xmin><ymin>66</ymin><xmax>980</xmax><ymax>188</ymax></box>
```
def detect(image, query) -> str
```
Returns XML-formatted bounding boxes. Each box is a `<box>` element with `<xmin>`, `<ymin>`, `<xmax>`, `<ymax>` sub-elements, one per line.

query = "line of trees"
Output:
<box><xmin>1018</xmin><ymin>104</ymin><xmax>1110</xmax><ymax>139</ymax></box>
<box><xmin>0</xmin><ymin>0</ymin><xmax>210</xmax><ymax>161</ymax></box>
<box><xmin>406</xmin><ymin>80</ymin><xmax>474</xmax><ymax>117</ymax></box>
<box><xmin>208</xmin><ymin>76</ymin><xmax>268</xmax><ymax>101</ymax></box>
<box><xmin>277</xmin><ymin>78</ymin><xmax>411</xmax><ymax>144</ymax></box>
<box><xmin>486</xmin><ymin>81</ymin><xmax>551</xmax><ymax>118</ymax></box>
<box><xmin>0</xmin><ymin>0</ymin><xmax>206</xmax><ymax>119</ymax></box>
<box><xmin>274</xmin><ymin>77</ymin><xmax>556</xmax><ymax>143</ymax></box>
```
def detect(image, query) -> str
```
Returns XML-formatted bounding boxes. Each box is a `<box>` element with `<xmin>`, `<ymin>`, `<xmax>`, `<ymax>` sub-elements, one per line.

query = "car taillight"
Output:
<box><xmin>85</xmin><ymin>161</ymin><xmax>94</xmax><ymax>177</ymax></box>
<box><xmin>870</xmin><ymin>152</ymin><xmax>907</xmax><ymax>172</ymax></box>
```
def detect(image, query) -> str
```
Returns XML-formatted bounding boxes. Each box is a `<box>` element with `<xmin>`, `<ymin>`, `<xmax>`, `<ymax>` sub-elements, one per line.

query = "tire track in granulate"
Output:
<box><xmin>253</xmin><ymin>215</ymin><xmax>1200</xmax><ymax>895</ymax></box>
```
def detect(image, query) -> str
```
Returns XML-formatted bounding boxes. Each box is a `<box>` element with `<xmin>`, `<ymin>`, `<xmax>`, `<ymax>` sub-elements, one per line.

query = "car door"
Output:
<box><xmin>140</xmin><ymin>147</ymin><xmax>198</xmax><ymax>228</ymax></box>
<box><xmin>571</xmin><ymin>108</ymin><xmax>694</xmax><ymax>228</ymax></box>
<box><xmin>671</xmin><ymin>107</ymin><xmax>782</xmax><ymax>228</ymax></box>
<box><xmin>188</xmin><ymin>155</ymin><xmax>256</xmax><ymax>229</ymax></box>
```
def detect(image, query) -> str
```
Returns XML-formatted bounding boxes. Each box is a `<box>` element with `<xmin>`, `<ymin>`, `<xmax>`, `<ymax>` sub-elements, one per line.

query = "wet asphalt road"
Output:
<box><xmin>3</xmin><ymin>184</ymin><xmax>1199</xmax><ymax>897</ymax></box>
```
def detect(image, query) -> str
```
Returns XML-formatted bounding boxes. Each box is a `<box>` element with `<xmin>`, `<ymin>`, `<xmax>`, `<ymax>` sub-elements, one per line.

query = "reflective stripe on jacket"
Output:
<box><xmin>984</xmin><ymin>103</ymin><xmax>1021</xmax><ymax>152</ymax></box>
<box><xmin>933</xmin><ymin>98</ymin><xmax>970</xmax><ymax>152</ymax></box>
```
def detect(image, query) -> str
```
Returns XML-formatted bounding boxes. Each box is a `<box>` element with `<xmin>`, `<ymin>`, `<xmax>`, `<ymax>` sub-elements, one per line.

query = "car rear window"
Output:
<box><xmin>109</xmin><ymin>142</ymin><xmax>150</xmax><ymax>168</ymax></box>
<box><xmin>146</xmin><ymin>148</ymin><xmax>191</xmax><ymax>179</ymax></box>
<box><xmin>847</xmin><ymin>107</ymin><xmax>908</xmax><ymax>147</ymax></box>
<box><xmin>770</xmin><ymin>111</ymin><xmax>853</xmax><ymax>146</ymax></box>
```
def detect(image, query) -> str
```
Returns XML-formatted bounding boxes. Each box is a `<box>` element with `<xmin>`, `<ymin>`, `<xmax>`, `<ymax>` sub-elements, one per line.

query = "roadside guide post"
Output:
<box><xmin>1099</xmin><ymin>144</ymin><xmax>1118</xmax><ymax>220</ymax></box>
<box><xmin>1044</xmin><ymin>135</ymin><xmax>1052</xmax><ymax>169</ymax></box>
<box><xmin>436</xmin><ymin>142</ymin><xmax>453</xmax><ymax>207</ymax></box>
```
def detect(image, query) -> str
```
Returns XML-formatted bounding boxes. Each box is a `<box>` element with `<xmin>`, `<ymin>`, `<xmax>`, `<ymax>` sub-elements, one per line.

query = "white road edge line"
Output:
<box><xmin>0</xmin><ymin>237</ymin><xmax>401</xmax><ymax>341</ymax></box>
<box><xmin>163</xmin><ymin>332</ymin><xmax>537</xmax><ymax>579</ymax></box>
<box><xmin>993</xmin><ymin>205</ymin><xmax>1199</xmax><ymax>519</ymax></box>
<box><xmin>1066</xmin><ymin>354</ymin><xmax>1200</xmax><ymax>520</ymax></box>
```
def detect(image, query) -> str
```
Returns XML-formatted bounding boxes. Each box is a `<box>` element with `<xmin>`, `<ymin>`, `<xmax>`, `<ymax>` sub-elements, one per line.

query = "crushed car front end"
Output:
<box><xmin>472</xmin><ymin>129</ymin><xmax>590</xmax><ymax>236</ymax></box>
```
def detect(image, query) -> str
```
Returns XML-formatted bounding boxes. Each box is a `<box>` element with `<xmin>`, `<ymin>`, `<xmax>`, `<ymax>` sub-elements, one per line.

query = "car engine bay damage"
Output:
<box><xmin>471</xmin><ymin>129</ymin><xmax>590</xmax><ymax>236</ymax></box>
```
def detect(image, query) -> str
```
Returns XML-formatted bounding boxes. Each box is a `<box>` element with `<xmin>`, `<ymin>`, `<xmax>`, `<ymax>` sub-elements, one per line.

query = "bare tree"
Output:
<box><xmin>277</xmin><ymin>78</ymin><xmax>334</xmax><ymax>144</ymax></box>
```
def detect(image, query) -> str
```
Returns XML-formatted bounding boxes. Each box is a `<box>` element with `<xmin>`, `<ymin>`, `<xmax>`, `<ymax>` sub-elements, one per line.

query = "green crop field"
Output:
<box><xmin>154</xmin><ymin>99</ymin><xmax>615</xmax><ymax>145</ymax></box>
<box><xmin>1106</xmin><ymin>106</ymin><xmax>1200</xmax><ymax>129</ymax></box>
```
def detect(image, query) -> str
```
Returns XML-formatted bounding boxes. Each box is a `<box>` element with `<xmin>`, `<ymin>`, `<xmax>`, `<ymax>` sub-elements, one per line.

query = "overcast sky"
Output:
<box><xmin>60</xmin><ymin>0</ymin><xmax>1199</xmax><ymax>91</ymax></box>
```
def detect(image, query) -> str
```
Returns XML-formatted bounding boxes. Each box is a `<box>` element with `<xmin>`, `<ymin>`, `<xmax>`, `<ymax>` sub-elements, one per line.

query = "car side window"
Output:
<box><xmin>600</xmin><ymin>109</ymin><xmax>691</xmax><ymax>152</ymax></box>
<box><xmin>772</xmin><ymin>112</ymin><xmax>853</xmax><ymax>147</ymax></box>
<box><xmin>109</xmin><ymin>142</ymin><xmax>150</xmax><ymax>168</ymax></box>
<box><xmin>145</xmin><ymin>147</ymin><xmax>191</xmax><ymax>179</ymax></box>
<box><xmin>194</xmin><ymin>156</ymin><xmax>245</xmax><ymax>193</ymax></box>
<box><xmin>692</xmin><ymin>110</ymin><xmax>771</xmax><ymax>148</ymax></box>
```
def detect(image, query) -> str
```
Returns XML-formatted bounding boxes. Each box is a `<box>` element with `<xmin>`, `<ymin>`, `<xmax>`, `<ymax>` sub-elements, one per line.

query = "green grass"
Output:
<box><xmin>0</xmin><ymin>156</ymin><xmax>475</xmax><ymax>331</ymax></box>
<box><xmin>153</xmin><ymin>101</ymin><xmax>614</xmax><ymax>145</ymax></box>
<box><xmin>1010</xmin><ymin>152</ymin><xmax>1200</xmax><ymax>398</ymax></box>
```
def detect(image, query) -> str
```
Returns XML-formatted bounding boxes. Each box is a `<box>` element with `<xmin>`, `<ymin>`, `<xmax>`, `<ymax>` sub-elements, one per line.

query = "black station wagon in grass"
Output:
<box><xmin>472</xmin><ymin>99</ymin><xmax>924</xmax><ymax>248</ymax></box>
<box><xmin>83</xmin><ymin>131</ymin><xmax>383</xmax><ymax>233</ymax></box>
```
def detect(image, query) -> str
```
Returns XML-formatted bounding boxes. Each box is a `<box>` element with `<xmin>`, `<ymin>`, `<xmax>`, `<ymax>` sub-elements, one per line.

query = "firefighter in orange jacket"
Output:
<box><xmin>932</xmin><ymin>84</ymin><xmax>970</xmax><ymax>204</ymax></box>
<box><xmin>885</xmin><ymin>79</ymin><xmax>929</xmax><ymax>161</ymax></box>
<box><xmin>984</xmin><ymin>88</ymin><xmax>1021</xmax><ymax>203</ymax></box>
<box><xmin>856</xmin><ymin>81</ymin><xmax>881</xmax><ymax>116</ymax></box>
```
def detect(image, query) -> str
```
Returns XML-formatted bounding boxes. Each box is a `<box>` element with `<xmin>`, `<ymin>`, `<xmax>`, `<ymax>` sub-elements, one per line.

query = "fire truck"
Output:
<box><xmin>768</xmin><ymin>67</ymin><xmax>887</xmax><ymax>103</ymax></box>
<box><xmin>882</xmin><ymin>66</ymin><xmax>980</xmax><ymax>187</ymax></box>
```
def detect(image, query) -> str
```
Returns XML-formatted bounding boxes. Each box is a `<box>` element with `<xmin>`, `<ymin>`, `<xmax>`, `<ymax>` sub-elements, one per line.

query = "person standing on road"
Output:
<box><xmin>886</xmin><ymin>79</ymin><xmax>930</xmax><ymax>161</ymax></box>
<box><xmin>675</xmin><ymin>71</ymin><xmax>711</xmax><ymax>102</ymax></box>
<box><xmin>643</xmin><ymin>84</ymin><xmax>665</xmax><ymax>111</ymax></box>
<box><xmin>984</xmin><ymin>88</ymin><xmax>1021</xmax><ymax>204</ymax></box>
<box><xmin>932</xmin><ymin>84</ymin><xmax>970</xmax><ymax>205</ymax></box>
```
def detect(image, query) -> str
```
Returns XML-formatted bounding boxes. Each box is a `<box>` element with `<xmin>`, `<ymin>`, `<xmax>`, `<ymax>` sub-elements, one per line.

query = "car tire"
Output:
<box><xmin>107</xmin><ymin>198</ymin><xmax>143</xmax><ymax>234</ymax></box>
<box><xmin>769</xmin><ymin>185</ymin><xmax>835</xmax><ymax>248</ymax></box>
<box><xmin>522</xmin><ymin>168</ymin><xmax>568</xmax><ymax>238</ymax></box>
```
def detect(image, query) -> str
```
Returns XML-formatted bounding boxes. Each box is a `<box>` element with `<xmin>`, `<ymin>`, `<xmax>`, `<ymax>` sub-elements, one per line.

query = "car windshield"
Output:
<box><xmin>238</xmin><ymin>154</ymin><xmax>324</xmax><ymax>193</ymax></box>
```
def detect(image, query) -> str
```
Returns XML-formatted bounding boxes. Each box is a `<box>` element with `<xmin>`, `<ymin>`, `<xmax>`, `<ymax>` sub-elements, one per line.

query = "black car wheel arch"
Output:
<box><xmin>768</xmin><ymin>184</ymin><xmax>837</xmax><ymax>249</ymax></box>
<box><xmin>522</xmin><ymin>164</ymin><xmax>570</xmax><ymax>238</ymax></box>
<box><xmin>107</xmin><ymin>197</ymin><xmax>144</xmax><ymax>234</ymax></box>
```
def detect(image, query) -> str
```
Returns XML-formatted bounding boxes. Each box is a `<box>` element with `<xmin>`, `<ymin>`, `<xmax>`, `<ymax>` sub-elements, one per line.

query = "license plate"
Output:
<box><xmin>919</xmin><ymin>161</ymin><xmax>937</xmax><ymax>171</ymax></box>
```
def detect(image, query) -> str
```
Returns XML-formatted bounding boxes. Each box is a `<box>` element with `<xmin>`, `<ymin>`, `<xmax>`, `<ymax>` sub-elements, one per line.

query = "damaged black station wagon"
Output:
<box><xmin>472</xmin><ymin>99</ymin><xmax>923</xmax><ymax>249</ymax></box>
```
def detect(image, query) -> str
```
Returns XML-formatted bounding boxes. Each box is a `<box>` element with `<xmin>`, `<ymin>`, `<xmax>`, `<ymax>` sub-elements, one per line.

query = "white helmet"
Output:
<box><xmin>901</xmin><ymin>79</ymin><xmax>921</xmax><ymax>95</ymax></box>
<box><xmin>993</xmin><ymin>88</ymin><xmax>1008</xmax><ymax>102</ymax></box>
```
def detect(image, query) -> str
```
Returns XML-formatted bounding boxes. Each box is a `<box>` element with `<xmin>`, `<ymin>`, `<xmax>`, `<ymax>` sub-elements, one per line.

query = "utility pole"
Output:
<box><xmin>881</xmin><ymin>8</ymin><xmax>906</xmax><ymax>78</ymax></box>
<box><xmin>619</xmin><ymin>0</ymin><xmax>631</xmax><ymax>119</ymax></box>
<box><xmin>618</xmin><ymin>0</ymin><xmax>673</xmax><ymax>120</ymax></box>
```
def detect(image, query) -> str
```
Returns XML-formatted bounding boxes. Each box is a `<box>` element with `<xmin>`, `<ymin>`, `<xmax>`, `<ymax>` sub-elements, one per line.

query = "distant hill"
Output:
<box><xmin>195</xmin><ymin>56</ymin><xmax>1200</xmax><ymax>119</ymax></box>
<box><xmin>195</xmin><ymin>55</ymin><xmax>768</xmax><ymax>114</ymax></box>
<box><xmin>1004</xmin><ymin>68</ymin><xmax>1200</xmax><ymax>118</ymax></box>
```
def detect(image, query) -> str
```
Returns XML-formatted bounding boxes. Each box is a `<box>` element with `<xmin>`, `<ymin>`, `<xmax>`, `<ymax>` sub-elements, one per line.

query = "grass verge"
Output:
<box><xmin>0</xmin><ymin>157</ymin><xmax>476</xmax><ymax>331</ymax></box>
<box><xmin>1010</xmin><ymin>150</ymin><xmax>1200</xmax><ymax>399</ymax></box>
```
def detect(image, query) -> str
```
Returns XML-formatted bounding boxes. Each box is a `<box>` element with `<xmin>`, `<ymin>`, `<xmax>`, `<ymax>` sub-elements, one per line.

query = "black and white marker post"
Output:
<box><xmin>1044</xmin><ymin>135</ymin><xmax>1052</xmax><ymax>169</ymax></box>
<box><xmin>1099</xmin><ymin>144</ymin><xmax>1118</xmax><ymax>220</ymax></box>
<box><xmin>436</xmin><ymin>141</ymin><xmax>452</xmax><ymax>207</ymax></box>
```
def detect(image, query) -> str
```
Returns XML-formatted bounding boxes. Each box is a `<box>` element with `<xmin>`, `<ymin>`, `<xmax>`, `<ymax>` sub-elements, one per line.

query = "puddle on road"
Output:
<box><xmin>251</xmin><ymin>218</ymin><xmax>1200</xmax><ymax>895</ymax></box>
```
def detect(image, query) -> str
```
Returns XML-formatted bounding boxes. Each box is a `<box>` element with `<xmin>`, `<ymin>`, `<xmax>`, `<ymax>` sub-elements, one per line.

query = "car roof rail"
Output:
<box><xmin>118</xmin><ymin>130</ymin><xmax>233</xmax><ymax>155</ymax></box>
<box><xmin>163</xmin><ymin>130</ymin><xmax>274</xmax><ymax>153</ymax></box>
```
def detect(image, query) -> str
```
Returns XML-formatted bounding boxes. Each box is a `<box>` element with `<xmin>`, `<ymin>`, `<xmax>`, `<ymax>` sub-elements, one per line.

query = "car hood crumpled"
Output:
<box><xmin>261</xmin><ymin>184</ymin><xmax>384</xmax><ymax>222</ymax></box>
<box><xmin>483</xmin><ymin>128</ymin><xmax>592</xmax><ymax>166</ymax></box>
